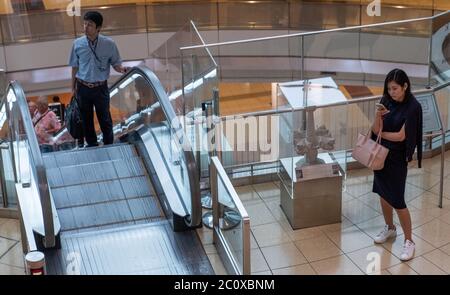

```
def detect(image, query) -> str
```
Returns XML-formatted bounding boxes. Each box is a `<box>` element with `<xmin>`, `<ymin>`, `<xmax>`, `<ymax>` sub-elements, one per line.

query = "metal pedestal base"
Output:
<box><xmin>202</xmin><ymin>207</ymin><xmax>241</xmax><ymax>230</ymax></box>
<box><xmin>220</xmin><ymin>208</ymin><xmax>241</xmax><ymax>230</ymax></box>
<box><xmin>201</xmin><ymin>194</ymin><xmax>212</xmax><ymax>209</ymax></box>
<box><xmin>202</xmin><ymin>211</ymin><xmax>213</xmax><ymax>229</ymax></box>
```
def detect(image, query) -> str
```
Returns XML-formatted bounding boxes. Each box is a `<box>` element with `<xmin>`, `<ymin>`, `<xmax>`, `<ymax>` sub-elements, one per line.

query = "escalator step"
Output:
<box><xmin>58</xmin><ymin>200</ymin><xmax>134</xmax><ymax>231</ymax></box>
<box><xmin>43</xmin><ymin>143</ymin><xmax>137</xmax><ymax>168</ymax></box>
<box><xmin>120</xmin><ymin>176</ymin><xmax>155</xmax><ymax>199</ymax></box>
<box><xmin>106</xmin><ymin>144</ymin><xmax>138</xmax><ymax>160</ymax></box>
<box><xmin>113</xmin><ymin>157</ymin><xmax>147</xmax><ymax>178</ymax></box>
<box><xmin>59</xmin><ymin>161</ymin><xmax>117</xmax><ymax>186</ymax></box>
<box><xmin>128</xmin><ymin>196</ymin><xmax>163</xmax><ymax>220</ymax></box>
<box><xmin>52</xmin><ymin>179</ymin><xmax>126</xmax><ymax>209</ymax></box>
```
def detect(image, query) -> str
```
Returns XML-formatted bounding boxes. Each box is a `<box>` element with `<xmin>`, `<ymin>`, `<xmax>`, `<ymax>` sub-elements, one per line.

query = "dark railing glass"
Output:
<box><xmin>107</xmin><ymin>66</ymin><xmax>201</xmax><ymax>226</ymax></box>
<box><xmin>51</xmin><ymin>66</ymin><xmax>201</xmax><ymax>226</ymax></box>
<box><xmin>0</xmin><ymin>81</ymin><xmax>55</xmax><ymax>247</ymax></box>
<box><xmin>0</xmin><ymin>2</ymin><xmax>445</xmax><ymax>45</ymax></box>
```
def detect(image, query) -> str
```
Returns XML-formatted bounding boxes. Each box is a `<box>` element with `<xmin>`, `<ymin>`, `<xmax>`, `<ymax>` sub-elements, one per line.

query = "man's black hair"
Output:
<box><xmin>84</xmin><ymin>11</ymin><xmax>103</xmax><ymax>28</ymax></box>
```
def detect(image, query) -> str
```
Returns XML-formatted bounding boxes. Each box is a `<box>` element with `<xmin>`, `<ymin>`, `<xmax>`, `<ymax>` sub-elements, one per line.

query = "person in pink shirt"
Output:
<box><xmin>33</xmin><ymin>96</ymin><xmax>61</xmax><ymax>152</ymax></box>
<box><xmin>28</xmin><ymin>101</ymin><xmax>37</xmax><ymax>120</ymax></box>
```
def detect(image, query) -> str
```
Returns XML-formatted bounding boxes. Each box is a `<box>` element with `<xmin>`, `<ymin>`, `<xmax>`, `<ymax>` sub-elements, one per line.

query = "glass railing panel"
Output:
<box><xmin>211</xmin><ymin>156</ymin><xmax>250</xmax><ymax>275</ymax></box>
<box><xmin>2</xmin><ymin>147</ymin><xmax>16</xmax><ymax>207</ymax></box>
<box><xmin>207</xmin><ymin>34</ymin><xmax>301</xmax><ymax>87</ymax></box>
<box><xmin>0</xmin><ymin>10</ymin><xmax>75</xmax><ymax>44</ymax></box>
<box><xmin>107</xmin><ymin>66</ymin><xmax>199</xmax><ymax>224</ymax></box>
<box><xmin>434</xmin><ymin>85</ymin><xmax>450</xmax><ymax>132</ymax></box>
<box><xmin>147</xmin><ymin>22</ymin><xmax>193</xmax><ymax>104</ymax></box>
<box><xmin>430</xmin><ymin>11</ymin><xmax>450</xmax><ymax>87</ymax></box>
<box><xmin>302</xmin><ymin>28</ymin><xmax>363</xmax><ymax>83</ymax></box>
<box><xmin>151</xmin><ymin>119</ymin><xmax>193</xmax><ymax>215</ymax></box>
<box><xmin>360</xmin><ymin>19</ymin><xmax>432</xmax><ymax>88</ymax></box>
<box><xmin>0</xmin><ymin>99</ymin><xmax>17</xmax><ymax>207</ymax></box>
<box><xmin>181</xmin><ymin>23</ymin><xmax>217</xmax><ymax>118</ymax></box>
<box><xmin>13</xmin><ymin>108</ymin><xmax>32</xmax><ymax>188</ymax></box>
<box><xmin>73</xmin><ymin>5</ymin><xmax>147</xmax><ymax>37</ymax></box>
<box><xmin>2</xmin><ymin>82</ymin><xmax>55</xmax><ymax>247</ymax></box>
<box><xmin>180</xmin><ymin>22</ymin><xmax>218</xmax><ymax>178</ymax></box>
<box><xmin>109</xmin><ymin>72</ymin><xmax>155</xmax><ymax>136</ymax></box>
<box><xmin>204</xmin><ymin>35</ymin><xmax>301</xmax><ymax>172</ymax></box>
<box><xmin>217</xmin><ymin>113</ymin><xmax>280</xmax><ymax>170</ymax></box>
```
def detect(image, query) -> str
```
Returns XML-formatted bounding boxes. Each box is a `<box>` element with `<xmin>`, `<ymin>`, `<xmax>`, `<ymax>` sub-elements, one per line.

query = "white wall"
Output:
<box><xmin>5</xmin><ymin>39</ymin><xmax>74</xmax><ymax>72</ymax></box>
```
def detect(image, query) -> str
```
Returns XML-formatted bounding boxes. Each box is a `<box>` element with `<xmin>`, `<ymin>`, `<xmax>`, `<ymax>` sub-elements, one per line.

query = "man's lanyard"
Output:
<box><xmin>88</xmin><ymin>37</ymin><xmax>101</xmax><ymax>63</ymax></box>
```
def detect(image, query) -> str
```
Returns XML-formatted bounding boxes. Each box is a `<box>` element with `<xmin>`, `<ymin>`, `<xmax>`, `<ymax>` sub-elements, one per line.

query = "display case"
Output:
<box><xmin>277</xmin><ymin>77</ymin><xmax>348</xmax><ymax>229</ymax></box>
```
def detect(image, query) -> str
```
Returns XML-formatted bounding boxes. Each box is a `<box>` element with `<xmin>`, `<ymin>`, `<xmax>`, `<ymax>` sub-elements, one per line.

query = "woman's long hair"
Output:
<box><xmin>382</xmin><ymin>68</ymin><xmax>413</xmax><ymax>102</ymax></box>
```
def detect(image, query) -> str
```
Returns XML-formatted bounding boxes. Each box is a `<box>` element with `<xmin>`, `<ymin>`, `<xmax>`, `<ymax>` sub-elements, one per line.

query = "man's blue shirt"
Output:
<box><xmin>69</xmin><ymin>34</ymin><xmax>122</xmax><ymax>83</ymax></box>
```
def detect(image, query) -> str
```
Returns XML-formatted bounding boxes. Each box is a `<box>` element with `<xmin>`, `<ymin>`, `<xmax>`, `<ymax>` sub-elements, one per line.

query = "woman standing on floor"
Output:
<box><xmin>371</xmin><ymin>68</ymin><xmax>423</xmax><ymax>261</ymax></box>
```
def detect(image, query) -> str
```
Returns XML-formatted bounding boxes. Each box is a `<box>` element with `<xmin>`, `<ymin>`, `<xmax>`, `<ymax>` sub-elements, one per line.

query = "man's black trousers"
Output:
<box><xmin>76</xmin><ymin>82</ymin><xmax>113</xmax><ymax>146</ymax></box>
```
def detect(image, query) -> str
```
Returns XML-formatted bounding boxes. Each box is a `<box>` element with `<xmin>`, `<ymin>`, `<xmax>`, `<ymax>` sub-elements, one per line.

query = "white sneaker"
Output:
<box><xmin>374</xmin><ymin>225</ymin><xmax>397</xmax><ymax>244</ymax></box>
<box><xmin>400</xmin><ymin>239</ymin><xmax>415</xmax><ymax>261</ymax></box>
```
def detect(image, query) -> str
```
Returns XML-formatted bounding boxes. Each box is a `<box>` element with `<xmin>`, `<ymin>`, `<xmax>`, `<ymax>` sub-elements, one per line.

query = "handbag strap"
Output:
<box><xmin>375</xmin><ymin>119</ymin><xmax>383</xmax><ymax>143</ymax></box>
<box><xmin>365</xmin><ymin>117</ymin><xmax>383</xmax><ymax>143</ymax></box>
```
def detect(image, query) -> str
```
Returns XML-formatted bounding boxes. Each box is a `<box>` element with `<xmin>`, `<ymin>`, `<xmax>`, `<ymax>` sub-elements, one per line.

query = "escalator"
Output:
<box><xmin>1</xmin><ymin>66</ymin><xmax>215</xmax><ymax>275</ymax></box>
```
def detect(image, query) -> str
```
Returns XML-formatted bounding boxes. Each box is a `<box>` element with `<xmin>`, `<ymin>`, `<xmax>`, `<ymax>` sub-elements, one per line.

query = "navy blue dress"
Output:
<box><xmin>372</xmin><ymin>94</ymin><xmax>423</xmax><ymax>209</ymax></box>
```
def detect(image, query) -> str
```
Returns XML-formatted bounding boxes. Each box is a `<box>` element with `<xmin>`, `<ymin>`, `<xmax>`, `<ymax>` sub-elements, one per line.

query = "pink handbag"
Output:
<box><xmin>352</xmin><ymin>122</ymin><xmax>389</xmax><ymax>171</ymax></box>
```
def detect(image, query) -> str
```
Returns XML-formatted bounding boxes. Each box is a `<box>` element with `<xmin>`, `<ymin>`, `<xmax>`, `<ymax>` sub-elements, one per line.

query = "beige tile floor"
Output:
<box><xmin>200</xmin><ymin>153</ymin><xmax>450</xmax><ymax>275</ymax></box>
<box><xmin>0</xmin><ymin>218</ymin><xmax>25</xmax><ymax>275</ymax></box>
<box><xmin>2</xmin><ymin>153</ymin><xmax>450</xmax><ymax>275</ymax></box>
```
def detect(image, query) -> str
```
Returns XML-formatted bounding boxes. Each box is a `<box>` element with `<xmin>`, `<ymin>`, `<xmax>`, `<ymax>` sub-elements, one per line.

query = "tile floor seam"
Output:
<box><xmin>412</xmin><ymin>216</ymin><xmax>443</xmax><ymax>233</ymax></box>
<box><xmin>322</xmin><ymin>223</ymin><xmax>375</xmax><ymax>255</ymax></box>
<box><xmin>249</xmin><ymin>230</ymin><xmax>274</xmax><ymax>273</ymax></box>
<box><xmin>437</xmin><ymin>214</ymin><xmax>450</xmax><ymax>227</ymax></box>
<box><xmin>345</xmin><ymin>244</ymin><xmax>404</xmax><ymax>272</ymax></box>
<box><xmin>287</xmin><ymin>234</ymin><xmax>342</xmax><ymax>264</ymax></box>
<box><xmin>0</xmin><ymin>261</ymin><xmax>25</xmax><ymax>271</ymax></box>
<box><xmin>342</xmin><ymin>252</ymin><xmax>368</xmax><ymax>275</ymax></box>
<box><xmin>438</xmin><ymin>241</ymin><xmax>450</xmax><ymax>249</ymax></box>
<box><xmin>306</xmin><ymin>253</ymin><xmax>344</xmax><ymax>264</ymax></box>
<box><xmin>269</xmin><ymin>260</ymin><xmax>310</xmax><ymax>271</ymax></box>
<box><xmin>407</xmin><ymin>179</ymin><xmax>438</xmax><ymax>191</ymax></box>
<box><xmin>0</xmin><ymin>240</ymin><xmax>19</xmax><ymax>260</ymax></box>
<box><xmin>0</xmin><ymin>235</ymin><xmax>19</xmax><ymax>243</ymax></box>
<box><xmin>420</xmin><ymin>253</ymin><xmax>450</xmax><ymax>274</ymax></box>
<box><xmin>271</xmin><ymin>264</ymin><xmax>317</xmax><ymax>275</ymax></box>
<box><xmin>308</xmin><ymin>254</ymin><xmax>364</xmax><ymax>275</ymax></box>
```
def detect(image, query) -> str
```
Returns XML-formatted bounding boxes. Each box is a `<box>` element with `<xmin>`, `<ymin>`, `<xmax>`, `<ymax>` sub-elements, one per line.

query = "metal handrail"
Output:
<box><xmin>210</xmin><ymin>156</ymin><xmax>250</xmax><ymax>275</ymax></box>
<box><xmin>190</xmin><ymin>20</ymin><xmax>218</xmax><ymax>68</ymax></box>
<box><xmin>181</xmin><ymin>10</ymin><xmax>449</xmax><ymax>50</ymax></box>
<box><xmin>5</xmin><ymin>82</ymin><xmax>55</xmax><ymax>248</ymax></box>
<box><xmin>217</xmin><ymin>84</ymin><xmax>447</xmax><ymax>121</ymax></box>
<box><xmin>108</xmin><ymin>65</ymin><xmax>202</xmax><ymax>227</ymax></box>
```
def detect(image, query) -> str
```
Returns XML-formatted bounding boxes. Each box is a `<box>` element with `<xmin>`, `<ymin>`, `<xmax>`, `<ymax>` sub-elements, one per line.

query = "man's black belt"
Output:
<box><xmin>77</xmin><ymin>79</ymin><xmax>107</xmax><ymax>88</ymax></box>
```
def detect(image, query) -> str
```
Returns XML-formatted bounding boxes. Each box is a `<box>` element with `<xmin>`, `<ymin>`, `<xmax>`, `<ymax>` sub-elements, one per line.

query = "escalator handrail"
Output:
<box><xmin>5</xmin><ymin>81</ymin><xmax>55</xmax><ymax>247</ymax></box>
<box><xmin>108</xmin><ymin>65</ymin><xmax>201</xmax><ymax>227</ymax></box>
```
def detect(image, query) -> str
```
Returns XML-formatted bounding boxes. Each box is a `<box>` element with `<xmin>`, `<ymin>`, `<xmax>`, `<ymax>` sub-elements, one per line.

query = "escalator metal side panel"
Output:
<box><xmin>128</xmin><ymin>126</ymin><xmax>189</xmax><ymax>232</ymax></box>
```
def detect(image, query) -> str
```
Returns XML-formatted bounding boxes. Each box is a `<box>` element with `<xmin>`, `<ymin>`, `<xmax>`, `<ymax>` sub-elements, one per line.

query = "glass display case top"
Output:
<box><xmin>278</xmin><ymin>77</ymin><xmax>347</xmax><ymax>108</ymax></box>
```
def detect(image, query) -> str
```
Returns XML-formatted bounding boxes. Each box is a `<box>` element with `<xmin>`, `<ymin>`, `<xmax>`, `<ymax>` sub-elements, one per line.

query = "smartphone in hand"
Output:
<box><xmin>376</xmin><ymin>103</ymin><xmax>389</xmax><ymax>113</ymax></box>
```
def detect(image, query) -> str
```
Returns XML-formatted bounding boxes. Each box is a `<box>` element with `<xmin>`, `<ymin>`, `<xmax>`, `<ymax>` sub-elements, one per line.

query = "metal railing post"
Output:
<box><xmin>0</xmin><ymin>69</ymin><xmax>7</xmax><ymax>208</ymax></box>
